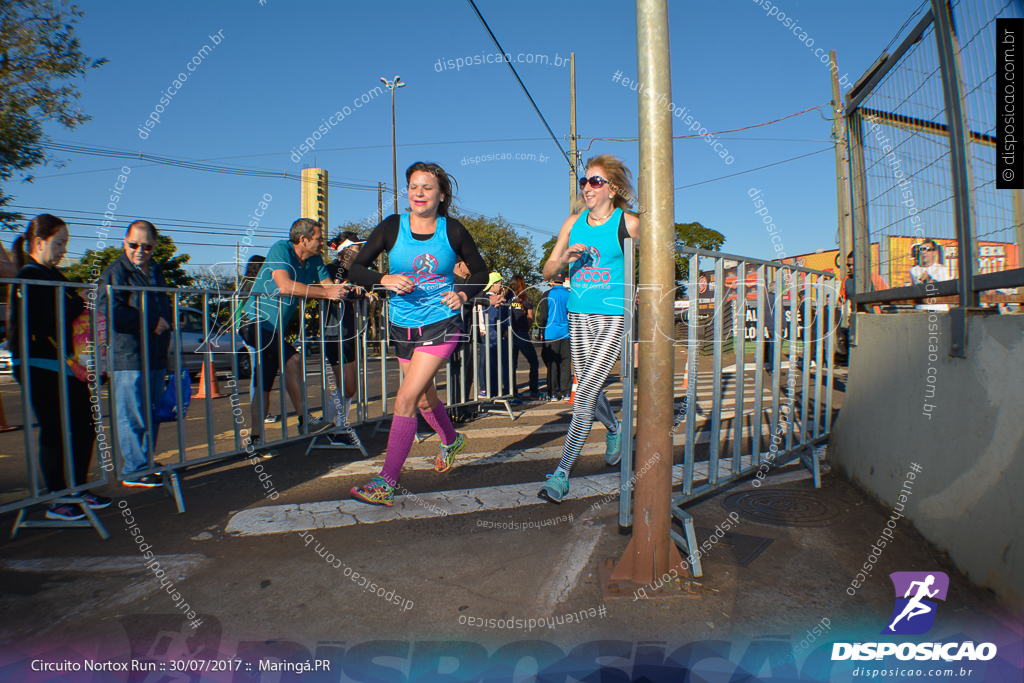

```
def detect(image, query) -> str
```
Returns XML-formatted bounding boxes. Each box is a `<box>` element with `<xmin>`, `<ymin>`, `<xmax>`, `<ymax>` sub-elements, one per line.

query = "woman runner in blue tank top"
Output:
<box><xmin>539</xmin><ymin>155</ymin><xmax>640</xmax><ymax>503</ymax></box>
<box><xmin>347</xmin><ymin>162</ymin><xmax>489</xmax><ymax>506</ymax></box>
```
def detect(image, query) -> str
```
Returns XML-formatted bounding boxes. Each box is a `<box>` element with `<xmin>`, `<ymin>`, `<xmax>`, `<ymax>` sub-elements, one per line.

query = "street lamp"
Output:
<box><xmin>381</xmin><ymin>75</ymin><xmax>406</xmax><ymax>214</ymax></box>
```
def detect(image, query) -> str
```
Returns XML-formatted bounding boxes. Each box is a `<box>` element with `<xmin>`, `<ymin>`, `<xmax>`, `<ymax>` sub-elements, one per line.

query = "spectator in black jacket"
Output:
<box><xmin>323</xmin><ymin>231</ymin><xmax>373</xmax><ymax>445</ymax></box>
<box><xmin>97</xmin><ymin>221</ymin><xmax>173</xmax><ymax>488</ymax></box>
<box><xmin>8</xmin><ymin>214</ymin><xmax>111</xmax><ymax>520</ymax></box>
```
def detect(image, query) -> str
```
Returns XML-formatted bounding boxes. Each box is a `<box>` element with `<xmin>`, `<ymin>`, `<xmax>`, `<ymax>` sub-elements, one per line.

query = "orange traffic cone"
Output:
<box><xmin>194</xmin><ymin>362</ymin><xmax>226</xmax><ymax>399</ymax></box>
<box><xmin>0</xmin><ymin>391</ymin><xmax>18</xmax><ymax>432</ymax></box>
<box><xmin>681</xmin><ymin>359</ymin><xmax>689</xmax><ymax>390</ymax></box>
<box><xmin>568</xmin><ymin>375</ymin><xmax>578</xmax><ymax>405</ymax></box>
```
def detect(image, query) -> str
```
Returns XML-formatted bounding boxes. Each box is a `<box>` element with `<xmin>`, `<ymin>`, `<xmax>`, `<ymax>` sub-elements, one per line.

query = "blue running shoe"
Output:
<box><xmin>605</xmin><ymin>420</ymin><xmax>623</xmax><ymax>466</ymax></box>
<box><xmin>538</xmin><ymin>471</ymin><xmax>569</xmax><ymax>503</ymax></box>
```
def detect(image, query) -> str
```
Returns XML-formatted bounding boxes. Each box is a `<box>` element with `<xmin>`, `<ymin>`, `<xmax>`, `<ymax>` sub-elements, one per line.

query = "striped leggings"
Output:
<box><xmin>557</xmin><ymin>312</ymin><xmax>623</xmax><ymax>473</ymax></box>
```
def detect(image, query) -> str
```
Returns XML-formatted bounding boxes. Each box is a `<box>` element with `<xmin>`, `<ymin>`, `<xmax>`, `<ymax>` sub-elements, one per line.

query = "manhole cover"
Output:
<box><xmin>721</xmin><ymin>489</ymin><xmax>841</xmax><ymax>527</ymax></box>
<box><xmin>693</xmin><ymin>527</ymin><xmax>774</xmax><ymax>567</ymax></box>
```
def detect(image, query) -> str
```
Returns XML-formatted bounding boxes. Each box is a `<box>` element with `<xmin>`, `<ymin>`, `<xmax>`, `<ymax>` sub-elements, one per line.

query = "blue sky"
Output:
<box><xmin>4</xmin><ymin>0</ymin><xmax>927</xmax><ymax>274</ymax></box>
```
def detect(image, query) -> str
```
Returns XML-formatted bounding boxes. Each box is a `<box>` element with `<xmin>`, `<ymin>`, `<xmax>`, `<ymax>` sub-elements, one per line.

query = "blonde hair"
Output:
<box><xmin>573</xmin><ymin>154</ymin><xmax>637</xmax><ymax>214</ymax></box>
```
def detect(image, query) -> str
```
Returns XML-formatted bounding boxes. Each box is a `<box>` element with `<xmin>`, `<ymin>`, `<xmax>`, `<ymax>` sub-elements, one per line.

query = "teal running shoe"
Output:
<box><xmin>539</xmin><ymin>471</ymin><xmax>570</xmax><ymax>503</ymax></box>
<box><xmin>605</xmin><ymin>420</ymin><xmax>623</xmax><ymax>466</ymax></box>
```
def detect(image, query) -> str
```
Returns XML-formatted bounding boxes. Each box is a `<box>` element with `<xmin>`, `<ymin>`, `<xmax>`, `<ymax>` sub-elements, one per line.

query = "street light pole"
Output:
<box><xmin>381</xmin><ymin>75</ymin><xmax>406</xmax><ymax>213</ymax></box>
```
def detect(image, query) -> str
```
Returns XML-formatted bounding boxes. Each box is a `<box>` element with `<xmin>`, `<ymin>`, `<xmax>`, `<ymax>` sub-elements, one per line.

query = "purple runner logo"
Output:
<box><xmin>882</xmin><ymin>571</ymin><xmax>949</xmax><ymax>635</ymax></box>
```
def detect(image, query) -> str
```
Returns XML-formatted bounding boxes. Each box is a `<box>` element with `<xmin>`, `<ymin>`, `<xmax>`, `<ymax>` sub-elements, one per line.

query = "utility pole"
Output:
<box><xmin>378</xmin><ymin>182</ymin><xmax>384</xmax><ymax>223</ymax></box>
<box><xmin>381</xmin><ymin>76</ymin><xmax>406</xmax><ymax>213</ymax></box>
<box><xmin>569</xmin><ymin>52</ymin><xmax>578</xmax><ymax>212</ymax></box>
<box><xmin>235</xmin><ymin>242</ymin><xmax>240</xmax><ymax>291</ymax></box>
<box><xmin>831</xmin><ymin>50</ymin><xmax>853</xmax><ymax>269</ymax></box>
<box><xmin>611</xmin><ymin>0</ymin><xmax>686</xmax><ymax>588</ymax></box>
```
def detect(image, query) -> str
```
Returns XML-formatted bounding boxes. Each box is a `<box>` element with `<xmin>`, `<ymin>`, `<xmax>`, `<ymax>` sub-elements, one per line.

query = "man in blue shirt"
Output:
<box><xmin>239</xmin><ymin>218</ymin><xmax>347</xmax><ymax>446</ymax></box>
<box><xmin>537</xmin><ymin>273</ymin><xmax>571</xmax><ymax>400</ymax></box>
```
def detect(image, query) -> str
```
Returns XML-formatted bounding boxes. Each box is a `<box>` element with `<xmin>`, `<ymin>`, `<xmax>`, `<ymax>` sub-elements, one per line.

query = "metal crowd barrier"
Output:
<box><xmin>612</xmin><ymin>244</ymin><xmax>840</xmax><ymax>578</ymax></box>
<box><xmin>0</xmin><ymin>280</ymin><xmax>518</xmax><ymax>538</ymax></box>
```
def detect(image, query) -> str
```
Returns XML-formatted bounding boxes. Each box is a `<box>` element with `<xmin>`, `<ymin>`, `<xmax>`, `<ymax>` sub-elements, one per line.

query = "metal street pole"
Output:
<box><xmin>391</xmin><ymin>86</ymin><xmax>397</xmax><ymax>210</ymax></box>
<box><xmin>830</xmin><ymin>50</ymin><xmax>852</xmax><ymax>268</ymax></box>
<box><xmin>611</xmin><ymin>0</ymin><xmax>686</xmax><ymax>587</ymax></box>
<box><xmin>381</xmin><ymin>76</ymin><xmax>406</xmax><ymax>213</ymax></box>
<box><xmin>570</xmin><ymin>52</ymin><xmax>578</xmax><ymax>212</ymax></box>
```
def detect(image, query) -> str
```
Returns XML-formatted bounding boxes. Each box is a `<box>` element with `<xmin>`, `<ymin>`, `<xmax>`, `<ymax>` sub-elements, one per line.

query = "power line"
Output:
<box><xmin>582</xmin><ymin>104</ymin><xmax>833</xmax><ymax>151</ymax></box>
<box><xmin>673</xmin><ymin>148</ymin><xmax>833</xmax><ymax>191</ymax></box>
<box><xmin>464</xmin><ymin>0</ymin><xmax>571</xmax><ymax>171</ymax></box>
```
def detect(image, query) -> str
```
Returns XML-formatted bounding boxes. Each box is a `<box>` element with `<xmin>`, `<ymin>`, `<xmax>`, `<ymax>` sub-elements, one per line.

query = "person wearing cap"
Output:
<box><xmin>477</xmin><ymin>272</ymin><xmax>514</xmax><ymax>400</ymax></box>
<box><xmin>322</xmin><ymin>231</ymin><xmax>374</xmax><ymax>445</ymax></box>
<box><xmin>537</xmin><ymin>272</ymin><xmax>571</xmax><ymax>400</ymax></box>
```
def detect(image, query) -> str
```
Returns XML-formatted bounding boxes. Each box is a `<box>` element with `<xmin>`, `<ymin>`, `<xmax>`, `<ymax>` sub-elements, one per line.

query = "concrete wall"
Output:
<box><xmin>828</xmin><ymin>311</ymin><xmax>1023</xmax><ymax>610</ymax></box>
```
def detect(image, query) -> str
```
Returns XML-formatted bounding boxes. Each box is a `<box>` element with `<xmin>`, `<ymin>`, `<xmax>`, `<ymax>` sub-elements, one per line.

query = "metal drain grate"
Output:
<box><xmin>692</xmin><ymin>527</ymin><xmax>774</xmax><ymax>567</ymax></box>
<box><xmin>721</xmin><ymin>489</ymin><xmax>842</xmax><ymax>527</ymax></box>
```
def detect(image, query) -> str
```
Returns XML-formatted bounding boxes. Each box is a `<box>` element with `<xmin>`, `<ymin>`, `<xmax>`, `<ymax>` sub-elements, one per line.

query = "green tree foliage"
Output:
<box><xmin>450</xmin><ymin>209</ymin><xmax>539</xmax><ymax>285</ymax></box>
<box><xmin>67</xmin><ymin>234</ymin><xmax>192</xmax><ymax>288</ymax></box>
<box><xmin>538</xmin><ymin>235</ymin><xmax>560</xmax><ymax>277</ymax></box>
<box><xmin>669</xmin><ymin>221</ymin><xmax>726</xmax><ymax>287</ymax></box>
<box><xmin>0</xmin><ymin>0</ymin><xmax>107</xmax><ymax>228</ymax></box>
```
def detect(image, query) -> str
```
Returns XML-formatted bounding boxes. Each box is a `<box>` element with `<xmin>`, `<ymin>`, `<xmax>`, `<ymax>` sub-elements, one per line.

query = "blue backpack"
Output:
<box><xmin>153</xmin><ymin>370</ymin><xmax>192</xmax><ymax>423</ymax></box>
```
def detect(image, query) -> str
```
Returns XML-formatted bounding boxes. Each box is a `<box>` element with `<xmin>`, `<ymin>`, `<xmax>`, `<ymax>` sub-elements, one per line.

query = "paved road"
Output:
<box><xmin>0</xmin><ymin>348</ymin><xmax>1010</xmax><ymax>671</ymax></box>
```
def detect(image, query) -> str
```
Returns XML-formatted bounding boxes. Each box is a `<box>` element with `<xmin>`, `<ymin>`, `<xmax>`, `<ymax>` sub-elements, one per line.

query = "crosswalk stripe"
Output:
<box><xmin>226</xmin><ymin>459</ymin><xmax>762</xmax><ymax>536</ymax></box>
<box><xmin>317</xmin><ymin>423</ymin><xmax>775</xmax><ymax>479</ymax></box>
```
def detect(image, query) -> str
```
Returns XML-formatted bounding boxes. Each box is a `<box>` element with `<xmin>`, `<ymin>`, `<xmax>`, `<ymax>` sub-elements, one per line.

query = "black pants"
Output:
<box><xmin>17</xmin><ymin>367</ymin><xmax>97</xmax><ymax>492</ymax></box>
<box><xmin>511</xmin><ymin>334</ymin><xmax>539</xmax><ymax>395</ymax></box>
<box><xmin>542</xmin><ymin>338</ymin><xmax>571</xmax><ymax>394</ymax></box>
<box><xmin>479</xmin><ymin>336</ymin><xmax>511</xmax><ymax>396</ymax></box>
<box><xmin>448</xmin><ymin>340</ymin><xmax>476</xmax><ymax>405</ymax></box>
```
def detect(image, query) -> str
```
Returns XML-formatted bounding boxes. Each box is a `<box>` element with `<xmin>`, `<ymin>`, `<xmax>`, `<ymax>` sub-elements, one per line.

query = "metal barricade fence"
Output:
<box><xmin>0</xmin><ymin>280</ymin><xmax>514</xmax><ymax>536</ymax></box>
<box><xmin>613</xmin><ymin>244</ymin><xmax>839</xmax><ymax>578</ymax></box>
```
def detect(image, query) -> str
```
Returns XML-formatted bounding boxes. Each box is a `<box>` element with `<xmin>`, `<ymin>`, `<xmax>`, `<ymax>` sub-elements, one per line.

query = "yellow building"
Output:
<box><xmin>300</xmin><ymin>168</ymin><xmax>328</xmax><ymax>229</ymax></box>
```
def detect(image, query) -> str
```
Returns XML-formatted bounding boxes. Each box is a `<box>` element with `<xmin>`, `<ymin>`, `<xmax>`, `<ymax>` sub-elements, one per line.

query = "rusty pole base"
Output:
<box><xmin>598</xmin><ymin>558</ymin><xmax>702</xmax><ymax>601</ymax></box>
<box><xmin>602</xmin><ymin>539</ymin><xmax>696</xmax><ymax>600</ymax></box>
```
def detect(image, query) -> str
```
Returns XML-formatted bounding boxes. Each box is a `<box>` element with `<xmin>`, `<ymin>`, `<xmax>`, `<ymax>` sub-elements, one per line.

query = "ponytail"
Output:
<box><xmin>11</xmin><ymin>235</ymin><xmax>28</xmax><ymax>271</ymax></box>
<box><xmin>13</xmin><ymin>214</ymin><xmax>67</xmax><ymax>271</ymax></box>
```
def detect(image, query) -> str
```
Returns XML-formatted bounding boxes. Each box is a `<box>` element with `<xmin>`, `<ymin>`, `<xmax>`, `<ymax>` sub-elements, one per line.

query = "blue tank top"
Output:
<box><xmin>388</xmin><ymin>213</ymin><xmax>459</xmax><ymax>327</ymax></box>
<box><xmin>567</xmin><ymin>208</ymin><xmax>626</xmax><ymax>315</ymax></box>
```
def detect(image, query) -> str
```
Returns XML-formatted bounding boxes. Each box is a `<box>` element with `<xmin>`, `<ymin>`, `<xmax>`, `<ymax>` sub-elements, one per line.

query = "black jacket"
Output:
<box><xmin>97</xmin><ymin>252</ymin><xmax>173</xmax><ymax>371</ymax></box>
<box><xmin>7</xmin><ymin>258</ymin><xmax>87</xmax><ymax>370</ymax></box>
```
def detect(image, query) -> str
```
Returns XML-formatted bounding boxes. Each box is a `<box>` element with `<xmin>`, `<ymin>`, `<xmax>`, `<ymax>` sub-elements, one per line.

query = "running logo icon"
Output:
<box><xmin>882</xmin><ymin>571</ymin><xmax>949</xmax><ymax>635</ymax></box>
<box><xmin>413</xmin><ymin>254</ymin><xmax>439</xmax><ymax>273</ymax></box>
<box><xmin>578</xmin><ymin>246</ymin><xmax>600</xmax><ymax>268</ymax></box>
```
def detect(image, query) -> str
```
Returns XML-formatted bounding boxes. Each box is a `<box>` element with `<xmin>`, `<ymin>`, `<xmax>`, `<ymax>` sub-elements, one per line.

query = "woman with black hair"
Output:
<box><xmin>346</xmin><ymin>162</ymin><xmax>488</xmax><ymax>505</ymax></box>
<box><xmin>8</xmin><ymin>214</ymin><xmax>110</xmax><ymax>520</ymax></box>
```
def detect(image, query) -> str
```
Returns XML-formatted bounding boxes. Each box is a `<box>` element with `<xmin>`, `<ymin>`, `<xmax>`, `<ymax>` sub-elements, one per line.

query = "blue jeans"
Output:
<box><xmin>114</xmin><ymin>369</ymin><xmax>167</xmax><ymax>476</ymax></box>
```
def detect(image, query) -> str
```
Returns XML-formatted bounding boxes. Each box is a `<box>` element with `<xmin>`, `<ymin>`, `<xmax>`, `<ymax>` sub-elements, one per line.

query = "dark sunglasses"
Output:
<box><xmin>579</xmin><ymin>176</ymin><xmax>610</xmax><ymax>189</ymax></box>
<box><xmin>920</xmin><ymin>246</ymin><xmax>937</xmax><ymax>252</ymax></box>
<box><xmin>126</xmin><ymin>241</ymin><xmax>156</xmax><ymax>253</ymax></box>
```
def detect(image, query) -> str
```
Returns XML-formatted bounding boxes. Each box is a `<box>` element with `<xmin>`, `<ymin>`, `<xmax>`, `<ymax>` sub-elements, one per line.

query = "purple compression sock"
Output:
<box><xmin>379</xmin><ymin>415</ymin><xmax>418</xmax><ymax>487</ymax></box>
<box><xmin>420</xmin><ymin>401</ymin><xmax>458</xmax><ymax>446</ymax></box>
